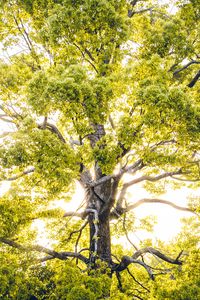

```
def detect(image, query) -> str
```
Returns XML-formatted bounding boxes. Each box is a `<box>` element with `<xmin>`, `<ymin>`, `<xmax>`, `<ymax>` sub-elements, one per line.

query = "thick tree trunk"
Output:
<box><xmin>87</xmin><ymin>172</ymin><xmax>113</xmax><ymax>264</ymax></box>
<box><xmin>97</xmin><ymin>218</ymin><xmax>111</xmax><ymax>262</ymax></box>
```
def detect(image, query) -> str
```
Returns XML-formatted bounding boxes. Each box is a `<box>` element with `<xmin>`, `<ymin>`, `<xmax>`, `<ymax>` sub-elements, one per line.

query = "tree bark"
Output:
<box><xmin>97</xmin><ymin>218</ymin><xmax>111</xmax><ymax>262</ymax></box>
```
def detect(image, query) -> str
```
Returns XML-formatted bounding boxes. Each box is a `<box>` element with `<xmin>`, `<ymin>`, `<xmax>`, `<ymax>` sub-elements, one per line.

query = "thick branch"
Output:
<box><xmin>0</xmin><ymin>237</ymin><xmax>89</xmax><ymax>264</ymax></box>
<box><xmin>38</xmin><ymin>122</ymin><xmax>66</xmax><ymax>143</ymax></box>
<box><xmin>132</xmin><ymin>247</ymin><xmax>183</xmax><ymax>265</ymax></box>
<box><xmin>113</xmin><ymin>256</ymin><xmax>154</xmax><ymax>279</ymax></box>
<box><xmin>88</xmin><ymin>159</ymin><xmax>144</xmax><ymax>188</ymax></box>
<box><xmin>113</xmin><ymin>247</ymin><xmax>183</xmax><ymax>279</ymax></box>
<box><xmin>188</xmin><ymin>70</ymin><xmax>200</xmax><ymax>88</ymax></box>
<box><xmin>173</xmin><ymin>60</ymin><xmax>200</xmax><ymax>75</ymax></box>
<box><xmin>63</xmin><ymin>211</ymin><xmax>87</xmax><ymax>218</ymax></box>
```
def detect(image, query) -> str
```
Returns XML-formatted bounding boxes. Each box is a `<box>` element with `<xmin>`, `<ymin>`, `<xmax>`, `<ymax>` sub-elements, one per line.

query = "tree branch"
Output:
<box><xmin>113</xmin><ymin>247</ymin><xmax>183</xmax><ymax>280</ymax></box>
<box><xmin>128</xmin><ymin>7</ymin><xmax>154</xmax><ymax>18</ymax></box>
<box><xmin>188</xmin><ymin>70</ymin><xmax>200</xmax><ymax>88</ymax></box>
<box><xmin>63</xmin><ymin>211</ymin><xmax>87</xmax><ymax>218</ymax></box>
<box><xmin>125</xmin><ymin>198</ymin><xmax>197</xmax><ymax>215</ymax></box>
<box><xmin>173</xmin><ymin>60</ymin><xmax>200</xmax><ymax>76</ymax></box>
<box><xmin>88</xmin><ymin>159</ymin><xmax>144</xmax><ymax>188</ymax></box>
<box><xmin>38</xmin><ymin>122</ymin><xmax>66</xmax><ymax>143</ymax></box>
<box><xmin>0</xmin><ymin>237</ymin><xmax>89</xmax><ymax>264</ymax></box>
<box><xmin>115</xmin><ymin>170</ymin><xmax>182</xmax><ymax>211</ymax></box>
<box><xmin>127</xmin><ymin>267</ymin><xmax>150</xmax><ymax>292</ymax></box>
<box><xmin>0</xmin><ymin>167</ymin><xmax>35</xmax><ymax>182</ymax></box>
<box><xmin>132</xmin><ymin>247</ymin><xmax>183</xmax><ymax>265</ymax></box>
<box><xmin>113</xmin><ymin>256</ymin><xmax>154</xmax><ymax>279</ymax></box>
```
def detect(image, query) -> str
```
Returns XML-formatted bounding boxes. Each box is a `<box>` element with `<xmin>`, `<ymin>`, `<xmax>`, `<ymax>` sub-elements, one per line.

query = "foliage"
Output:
<box><xmin>0</xmin><ymin>0</ymin><xmax>200</xmax><ymax>299</ymax></box>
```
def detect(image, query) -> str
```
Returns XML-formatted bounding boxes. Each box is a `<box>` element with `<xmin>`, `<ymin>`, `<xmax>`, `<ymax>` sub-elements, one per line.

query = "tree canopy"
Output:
<box><xmin>0</xmin><ymin>0</ymin><xmax>200</xmax><ymax>299</ymax></box>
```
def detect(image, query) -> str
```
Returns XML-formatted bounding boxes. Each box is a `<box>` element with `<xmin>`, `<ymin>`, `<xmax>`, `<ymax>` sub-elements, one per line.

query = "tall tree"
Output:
<box><xmin>0</xmin><ymin>0</ymin><xmax>199</xmax><ymax>298</ymax></box>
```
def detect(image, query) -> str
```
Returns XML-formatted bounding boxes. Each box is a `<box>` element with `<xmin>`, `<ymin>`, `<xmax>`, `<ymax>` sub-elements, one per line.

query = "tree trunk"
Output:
<box><xmin>97</xmin><ymin>218</ymin><xmax>111</xmax><ymax>262</ymax></box>
<box><xmin>87</xmin><ymin>172</ymin><xmax>113</xmax><ymax>264</ymax></box>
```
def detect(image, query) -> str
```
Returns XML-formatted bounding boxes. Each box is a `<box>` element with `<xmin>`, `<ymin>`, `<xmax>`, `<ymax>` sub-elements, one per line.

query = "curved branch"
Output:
<box><xmin>113</xmin><ymin>247</ymin><xmax>183</xmax><ymax>279</ymax></box>
<box><xmin>115</xmin><ymin>169</ymin><xmax>182</xmax><ymax>210</ymax></box>
<box><xmin>124</xmin><ymin>170</ymin><xmax>183</xmax><ymax>188</ymax></box>
<box><xmin>0</xmin><ymin>237</ymin><xmax>89</xmax><ymax>264</ymax></box>
<box><xmin>125</xmin><ymin>198</ymin><xmax>197</xmax><ymax>214</ymax></box>
<box><xmin>132</xmin><ymin>247</ymin><xmax>183</xmax><ymax>265</ymax></box>
<box><xmin>0</xmin><ymin>167</ymin><xmax>35</xmax><ymax>182</ymax></box>
<box><xmin>113</xmin><ymin>256</ymin><xmax>154</xmax><ymax>279</ymax></box>
<box><xmin>88</xmin><ymin>159</ymin><xmax>144</xmax><ymax>188</ymax></box>
<box><xmin>173</xmin><ymin>60</ymin><xmax>200</xmax><ymax>75</ymax></box>
<box><xmin>66</xmin><ymin>220</ymin><xmax>89</xmax><ymax>243</ymax></box>
<box><xmin>38</xmin><ymin>122</ymin><xmax>66</xmax><ymax>143</ymax></box>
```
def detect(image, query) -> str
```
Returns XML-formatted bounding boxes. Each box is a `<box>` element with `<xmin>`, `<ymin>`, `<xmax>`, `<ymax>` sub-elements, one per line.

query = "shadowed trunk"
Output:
<box><xmin>97</xmin><ymin>218</ymin><xmax>111</xmax><ymax>262</ymax></box>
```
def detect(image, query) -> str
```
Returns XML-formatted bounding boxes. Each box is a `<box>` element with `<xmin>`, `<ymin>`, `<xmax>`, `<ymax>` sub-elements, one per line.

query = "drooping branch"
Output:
<box><xmin>38</xmin><ymin>122</ymin><xmax>66</xmax><ymax>143</ymax></box>
<box><xmin>66</xmin><ymin>220</ymin><xmax>89</xmax><ymax>243</ymax></box>
<box><xmin>0</xmin><ymin>237</ymin><xmax>89</xmax><ymax>264</ymax></box>
<box><xmin>127</xmin><ymin>267</ymin><xmax>150</xmax><ymax>293</ymax></box>
<box><xmin>0</xmin><ymin>167</ymin><xmax>35</xmax><ymax>182</ymax></box>
<box><xmin>123</xmin><ymin>212</ymin><xmax>138</xmax><ymax>251</ymax></box>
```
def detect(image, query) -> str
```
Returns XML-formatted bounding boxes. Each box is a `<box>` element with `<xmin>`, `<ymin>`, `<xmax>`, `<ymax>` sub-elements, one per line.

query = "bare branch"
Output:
<box><xmin>0</xmin><ymin>167</ymin><xmax>35</xmax><ymax>182</ymax></box>
<box><xmin>66</xmin><ymin>220</ymin><xmax>89</xmax><ymax>243</ymax></box>
<box><xmin>127</xmin><ymin>267</ymin><xmax>150</xmax><ymax>292</ymax></box>
<box><xmin>123</xmin><ymin>213</ymin><xmax>138</xmax><ymax>251</ymax></box>
<box><xmin>123</xmin><ymin>170</ymin><xmax>182</xmax><ymax>188</ymax></box>
<box><xmin>132</xmin><ymin>247</ymin><xmax>183</xmax><ymax>265</ymax></box>
<box><xmin>113</xmin><ymin>247</ymin><xmax>183</xmax><ymax>280</ymax></box>
<box><xmin>125</xmin><ymin>198</ymin><xmax>197</xmax><ymax>215</ymax></box>
<box><xmin>116</xmin><ymin>170</ymin><xmax>182</xmax><ymax>210</ymax></box>
<box><xmin>113</xmin><ymin>256</ymin><xmax>154</xmax><ymax>279</ymax></box>
<box><xmin>0</xmin><ymin>237</ymin><xmax>89</xmax><ymax>264</ymax></box>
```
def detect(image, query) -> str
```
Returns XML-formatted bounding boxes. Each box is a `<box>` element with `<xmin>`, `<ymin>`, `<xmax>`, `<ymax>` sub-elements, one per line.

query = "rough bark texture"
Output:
<box><xmin>97</xmin><ymin>218</ymin><xmax>111</xmax><ymax>262</ymax></box>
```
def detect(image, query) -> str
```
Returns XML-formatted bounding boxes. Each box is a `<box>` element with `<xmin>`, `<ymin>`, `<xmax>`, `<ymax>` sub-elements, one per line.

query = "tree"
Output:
<box><xmin>0</xmin><ymin>0</ymin><xmax>199</xmax><ymax>298</ymax></box>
